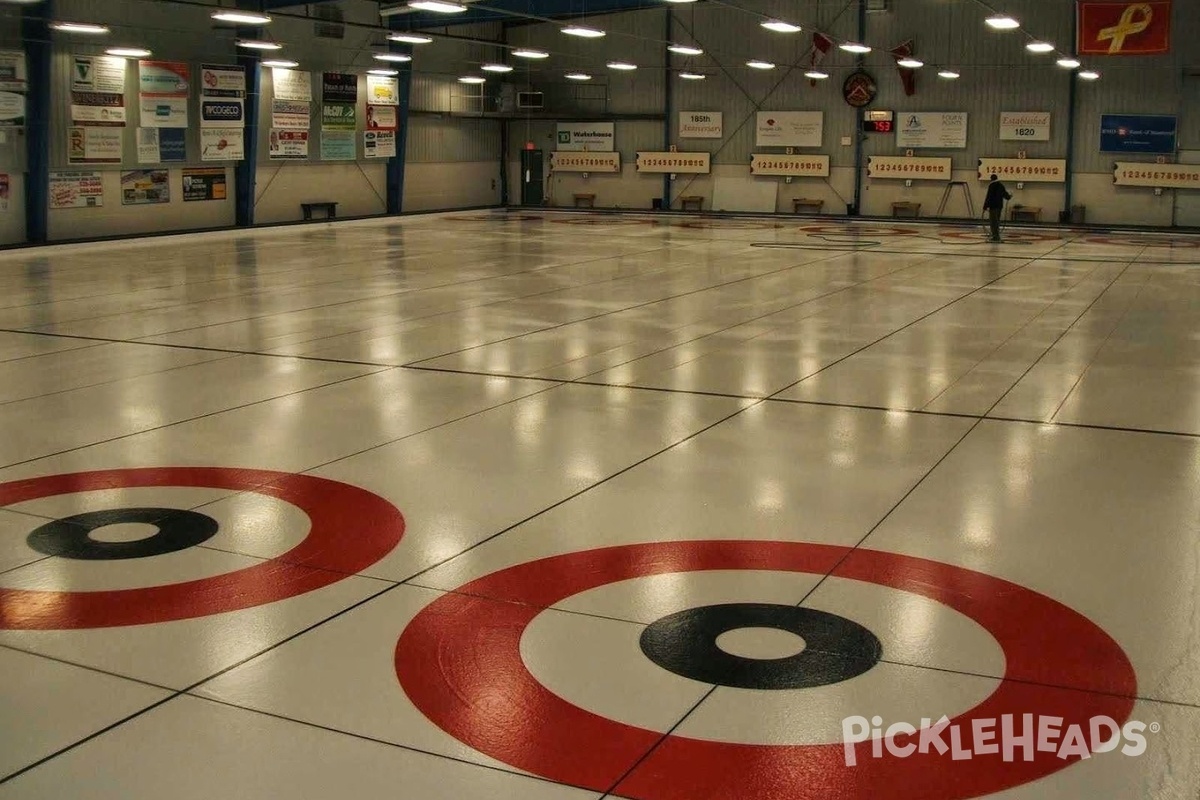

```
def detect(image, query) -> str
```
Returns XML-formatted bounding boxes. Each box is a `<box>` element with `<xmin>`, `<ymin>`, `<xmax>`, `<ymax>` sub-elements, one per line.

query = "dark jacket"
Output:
<box><xmin>984</xmin><ymin>181</ymin><xmax>1012</xmax><ymax>211</ymax></box>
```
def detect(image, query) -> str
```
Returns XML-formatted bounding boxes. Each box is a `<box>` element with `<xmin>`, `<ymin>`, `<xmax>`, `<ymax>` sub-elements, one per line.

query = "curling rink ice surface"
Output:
<box><xmin>1</xmin><ymin>209</ymin><xmax>1199</xmax><ymax>799</ymax></box>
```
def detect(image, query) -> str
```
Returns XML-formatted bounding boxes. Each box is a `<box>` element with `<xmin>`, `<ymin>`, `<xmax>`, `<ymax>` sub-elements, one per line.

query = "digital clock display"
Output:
<box><xmin>862</xmin><ymin>120</ymin><xmax>894</xmax><ymax>133</ymax></box>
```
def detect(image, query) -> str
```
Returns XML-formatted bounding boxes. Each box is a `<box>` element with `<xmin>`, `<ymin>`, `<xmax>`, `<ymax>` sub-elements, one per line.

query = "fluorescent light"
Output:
<box><xmin>679</xmin><ymin>71</ymin><xmax>706</xmax><ymax>80</ymax></box>
<box><xmin>481</xmin><ymin>63</ymin><xmax>513</xmax><ymax>72</ymax></box>
<box><xmin>896</xmin><ymin>57</ymin><xmax>923</xmax><ymax>68</ymax></box>
<box><xmin>374</xmin><ymin>52</ymin><xmax>413</xmax><ymax>62</ymax></box>
<box><xmin>840</xmin><ymin>42</ymin><xmax>871</xmax><ymax>54</ymax></box>
<box><xmin>985</xmin><ymin>14</ymin><xmax>1020</xmax><ymax>30</ymax></box>
<box><xmin>668</xmin><ymin>44</ymin><xmax>703</xmax><ymax>56</ymax></box>
<box><xmin>804</xmin><ymin>70</ymin><xmax>829</xmax><ymax>80</ymax></box>
<box><xmin>1026</xmin><ymin>41</ymin><xmax>1054</xmax><ymax>53</ymax></box>
<box><xmin>262</xmin><ymin>59</ymin><xmax>299</xmax><ymax>68</ymax></box>
<box><xmin>368</xmin><ymin>68</ymin><xmax>399</xmax><ymax>76</ymax></box>
<box><xmin>105</xmin><ymin>47</ymin><xmax>151</xmax><ymax>58</ymax></box>
<box><xmin>211</xmin><ymin>10</ymin><xmax>272</xmax><ymax>25</ymax></box>
<box><xmin>746</xmin><ymin>60</ymin><xmax>775</xmax><ymax>70</ymax></box>
<box><xmin>388</xmin><ymin>33</ymin><xmax>434</xmax><ymax>44</ymax></box>
<box><xmin>663</xmin><ymin>0</ymin><xmax>697</xmax><ymax>3</ymax></box>
<box><xmin>458</xmin><ymin>76</ymin><xmax>486</xmax><ymax>83</ymax></box>
<box><xmin>512</xmin><ymin>48</ymin><xmax>549</xmax><ymax>58</ymax></box>
<box><xmin>237</xmin><ymin>39</ymin><xmax>282</xmax><ymax>50</ymax></box>
<box><xmin>761</xmin><ymin>20</ymin><xmax>801</xmax><ymax>33</ymax></box>
<box><xmin>408</xmin><ymin>0</ymin><xmax>467</xmax><ymax>11</ymax></box>
<box><xmin>1079</xmin><ymin>70</ymin><xmax>1100</xmax><ymax>80</ymax></box>
<box><xmin>564</xmin><ymin>72</ymin><xmax>592</xmax><ymax>80</ymax></box>
<box><xmin>50</xmin><ymin>21</ymin><xmax>110</xmax><ymax>34</ymax></box>
<box><xmin>938</xmin><ymin>69</ymin><xmax>960</xmax><ymax>79</ymax></box>
<box><xmin>562</xmin><ymin>25</ymin><xmax>605</xmax><ymax>38</ymax></box>
<box><xmin>1056</xmin><ymin>57</ymin><xmax>1081</xmax><ymax>68</ymax></box>
<box><xmin>607</xmin><ymin>61</ymin><xmax>637</xmax><ymax>70</ymax></box>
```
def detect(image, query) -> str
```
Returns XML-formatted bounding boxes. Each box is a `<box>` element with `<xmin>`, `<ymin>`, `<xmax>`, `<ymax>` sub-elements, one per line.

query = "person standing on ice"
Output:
<box><xmin>983</xmin><ymin>174</ymin><xmax>1012</xmax><ymax>243</ymax></box>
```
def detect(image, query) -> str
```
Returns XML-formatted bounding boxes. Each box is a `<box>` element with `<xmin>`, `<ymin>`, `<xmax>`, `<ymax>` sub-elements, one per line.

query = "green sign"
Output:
<box><xmin>322</xmin><ymin>104</ymin><xmax>356</xmax><ymax>130</ymax></box>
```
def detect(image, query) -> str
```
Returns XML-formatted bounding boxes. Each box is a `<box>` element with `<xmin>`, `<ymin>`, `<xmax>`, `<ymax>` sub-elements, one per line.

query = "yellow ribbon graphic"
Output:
<box><xmin>1097</xmin><ymin>3</ymin><xmax>1153</xmax><ymax>53</ymax></box>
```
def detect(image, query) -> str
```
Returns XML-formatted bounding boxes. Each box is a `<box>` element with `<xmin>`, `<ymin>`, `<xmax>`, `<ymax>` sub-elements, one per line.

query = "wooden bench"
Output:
<box><xmin>792</xmin><ymin>198</ymin><xmax>824</xmax><ymax>214</ymax></box>
<box><xmin>573</xmin><ymin>193</ymin><xmax>596</xmax><ymax>208</ymax></box>
<box><xmin>1010</xmin><ymin>205</ymin><xmax>1042</xmax><ymax>222</ymax></box>
<box><xmin>680</xmin><ymin>195</ymin><xmax>704</xmax><ymax>211</ymax></box>
<box><xmin>891</xmin><ymin>201</ymin><xmax>921</xmax><ymax>218</ymax></box>
<box><xmin>301</xmin><ymin>202</ymin><xmax>338</xmax><ymax>221</ymax></box>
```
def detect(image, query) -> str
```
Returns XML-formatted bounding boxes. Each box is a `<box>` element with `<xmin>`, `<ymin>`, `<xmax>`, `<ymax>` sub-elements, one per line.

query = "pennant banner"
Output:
<box><xmin>889</xmin><ymin>40</ymin><xmax>917</xmax><ymax>97</ymax></box>
<box><xmin>810</xmin><ymin>33</ymin><xmax>833</xmax><ymax>88</ymax></box>
<box><xmin>1077</xmin><ymin>1</ymin><xmax>1171</xmax><ymax>55</ymax></box>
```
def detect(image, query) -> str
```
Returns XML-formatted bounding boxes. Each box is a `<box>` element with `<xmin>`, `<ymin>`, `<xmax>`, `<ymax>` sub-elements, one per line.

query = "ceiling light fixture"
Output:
<box><xmin>746</xmin><ymin>60</ymin><xmax>775</xmax><ymax>70</ymax></box>
<box><xmin>896</xmin><ymin>57</ymin><xmax>924</xmax><ymax>68</ymax></box>
<box><xmin>840</xmin><ymin>42</ymin><xmax>871</xmax><ymax>54</ymax></box>
<box><xmin>237</xmin><ymin>39</ymin><xmax>282</xmax><ymax>50</ymax></box>
<box><xmin>458</xmin><ymin>75</ymin><xmax>486</xmax><ymax>83</ymax></box>
<box><xmin>105</xmin><ymin>47</ymin><xmax>152</xmax><ymax>58</ymax></box>
<box><xmin>407</xmin><ymin>0</ymin><xmax>467</xmax><ymax>12</ymax></box>
<box><xmin>50</xmin><ymin>21</ymin><xmax>110</xmax><ymax>34</ymax></box>
<box><xmin>262</xmin><ymin>59</ymin><xmax>300</xmax><ymax>68</ymax></box>
<box><xmin>368</xmin><ymin>68</ymin><xmax>399</xmax><ymax>76</ymax></box>
<box><xmin>512</xmin><ymin>48</ymin><xmax>549</xmax><ymax>58</ymax></box>
<box><xmin>1056</xmin><ymin>57</ymin><xmax>1081</xmax><ymax>68</ymax></box>
<box><xmin>668</xmin><ymin>44</ymin><xmax>703</xmax><ymax>55</ymax></box>
<box><xmin>388</xmin><ymin>33</ymin><xmax>434</xmax><ymax>44</ymax></box>
<box><xmin>373</xmin><ymin>52</ymin><xmax>412</xmax><ymax>62</ymax></box>
<box><xmin>985</xmin><ymin>14</ymin><xmax>1020</xmax><ymax>30</ymax></box>
<box><xmin>761</xmin><ymin>20</ymin><xmax>802</xmax><ymax>33</ymax></box>
<box><xmin>607</xmin><ymin>61</ymin><xmax>637</xmax><ymax>70</ymax></box>
<box><xmin>1078</xmin><ymin>70</ymin><xmax>1100</xmax><ymax>80</ymax></box>
<box><xmin>564</xmin><ymin>72</ymin><xmax>592</xmax><ymax>80</ymax></box>
<box><xmin>804</xmin><ymin>70</ymin><xmax>829</xmax><ymax>80</ymax></box>
<box><xmin>679</xmin><ymin>71</ymin><xmax>706</xmax><ymax>80</ymax></box>
<box><xmin>1026</xmin><ymin>41</ymin><xmax>1055</xmax><ymax>53</ymax></box>
<box><xmin>481</xmin><ymin>63</ymin><xmax>513</xmax><ymax>72</ymax></box>
<box><xmin>938</xmin><ymin>69</ymin><xmax>960</xmax><ymax>79</ymax></box>
<box><xmin>562</xmin><ymin>25</ymin><xmax>605</xmax><ymax>38</ymax></box>
<box><xmin>211</xmin><ymin>10</ymin><xmax>272</xmax><ymax>25</ymax></box>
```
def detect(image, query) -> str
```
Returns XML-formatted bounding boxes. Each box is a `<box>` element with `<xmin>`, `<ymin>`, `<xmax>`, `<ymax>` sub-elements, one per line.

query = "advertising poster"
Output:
<box><xmin>1078</xmin><ymin>0</ymin><xmax>1171</xmax><ymax>55</ymax></box>
<box><xmin>895</xmin><ymin>111</ymin><xmax>969</xmax><ymax>149</ymax></box>
<box><xmin>49</xmin><ymin>171</ymin><xmax>104</xmax><ymax>209</ymax></box>
<box><xmin>71</xmin><ymin>91</ymin><xmax>126</xmax><ymax>126</ymax></box>
<box><xmin>0</xmin><ymin>50</ymin><xmax>26</xmax><ymax>92</ymax></box>
<box><xmin>200</xmin><ymin>64</ymin><xmax>246</xmax><ymax>97</ymax></box>
<box><xmin>1100</xmin><ymin>114</ymin><xmax>1177</xmax><ymax>154</ymax></box>
<box><xmin>137</xmin><ymin>127</ymin><xmax>186</xmax><ymax>164</ymax></box>
<box><xmin>999</xmin><ymin>111</ymin><xmax>1051</xmax><ymax>142</ymax></box>
<box><xmin>321</xmin><ymin>129</ymin><xmax>356</xmax><ymax>160</ymax></box>
<box><xmin>365</xmin><ymin>104</ymin><xmax>397</xmax><ymax>130</ymax></box>
<box><xmin>120</xmin><ymin>169</ymin><xmax>169</xmax><ymax>205</ymax></box>
<box><xmin>139</xmin><ymin>61</ymin><xmax>190</xmax><ymax>97</ymax></box>
<box><xmin>272</xmin><ymin>68</ymin><xmax>312</xmax><ymax>102</ymax></box>
<box><xmin>68</xmin><ymin>126</ymin><xmax>123</xmax><ymax>164</ymax></box>
<box><xmin>556</xmin><ymin>122</ymin><xmax>614</xmax><ymax>152</ymax></box>
<box><xmin>366</xmin><ymin>74</ymin><xmax>399</xmax><ymax>106</ymax></box>
<box><xmin>0</xmin><ymin>91</ymin><xmax>24</xmax><ymax>126</ymax></box>
<box><xmin>72</xmin><ymin>56</ymin><xmax>126</xmax><ymax>94</ymax></box>
<box><xmin>0</xmin><ymin>173</ymin><xmax>9</xmax><ymax>212</ymax></box>
<box><xmin>679</xmin><ymin>111</ymin><xmax>723</xmax><ymax>139</ymax></box>
<box><xmin>322</xmin><ymin>72</ymin><xmax>358</xmax><ymax>104</ymax></box>
<box><xmin>200</xmin><ymin>128</ymin><xmax>245</xmax><ymax>161</ymax></box>
<box><xmin>321</xmin><ymin>104</ymin><xmax>356</xmax><ymax>130</ymax></box>
<box><xmin>182</xmin><ymin>167</ymin><xmax>227</xmax><ymax>201</ymax></box>
<box><xmin>363</xmin><ymin>130</ymin><xmax>396</xmax><ymax>159</ymax></box>
<box><xmin>755</xmin><ymin>112</ymin><xmax>824</xmax><ymax>147</ymax></box>
<box><xmin>271</xmin><ymin>99</ymin><xmax>310</xmax><ymax>130</ymax></box>
<box><xmin>139</xmin><ymin>96</ymin><xmax>188</xmax><ymax>128</ymax></box>
<box><xmin>201</xmin><ymin>97</ymin><xmax>244</xmax><ymax>127</ymax></box>
<box><xmin>269</xmin><ymin>129</ymin><xmax>309</xmax><ymax>159</ymax></box>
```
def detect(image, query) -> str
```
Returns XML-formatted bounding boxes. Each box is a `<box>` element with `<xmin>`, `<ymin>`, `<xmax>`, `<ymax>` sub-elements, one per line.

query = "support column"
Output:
<box><xmin>850</xmin><ymin>0</ymin><xmax>867</xmax><ymax>217</ymax></box>
<box><xmin>662</xmin><ymin>7</ymin><xmax>672</xmax><ymax>209</ymax></box>
<box><xmin>385</xmin><ymin>26</ymin><xmax>414</xmax><ymax>215</ymax></box>
<box><xmin>22</xmin><ymin>0</ymin><xmax>52</xmax><ymax>244</ymax></box>
<box><xmin>234</xmin><ymin>10</ymin><xmax>263</xmax><ymax>227</ymax></box>
<box><xmin>1061</xmin><ymin>14</ymin><xmax>1079</xmax><ymax>223</ymax></box>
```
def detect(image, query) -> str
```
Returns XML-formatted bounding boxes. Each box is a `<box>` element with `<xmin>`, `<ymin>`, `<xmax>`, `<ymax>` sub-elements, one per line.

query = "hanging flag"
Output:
<box><xmin>1077</xmin><ymin>1</ymin><xmax>1171</xmax><ymax>55</ymax></box>
<box><xmin>809</xmin><ymin>33</ymin><xmax>834</xmax><ymax>87</ymax></box>
<box><xmin>890</xmin><ymin>40</ymin><xmax>917</xmax><ymax>96</ymax></box>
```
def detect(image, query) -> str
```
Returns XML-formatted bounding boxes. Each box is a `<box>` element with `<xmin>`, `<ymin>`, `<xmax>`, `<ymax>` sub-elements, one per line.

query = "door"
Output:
<box><xmin>520</xmin><ymin>150</ymin><xmax>544</xmax><ymax>206</ymax></box>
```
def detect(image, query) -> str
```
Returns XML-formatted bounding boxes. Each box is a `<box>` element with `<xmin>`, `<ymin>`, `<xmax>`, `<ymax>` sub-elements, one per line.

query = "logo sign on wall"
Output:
<box><xmin>200</xmin><ymin>128</ymin><xmax>245</xmax><ymax>162</ymax></box>
<box><xmin>71</xmin><ymin>91</ymin><xmax>125</xmax><ymax>126</ymax></box>
<box><xmin>366</xmin><ymin>75</ymin><xmax>399</xmax><ymax>106</ymax></box>
<box><xmin>120</xmin><ymin>169</ymin><xmax>169</xmax><ymax>205</ymax></box>
<box><xmin>136</xmin><ymin>128</ymin><xmax>186</xmax><ymax>164</ymax></box>
<box><xmin>978</xmin><ymin>158</ymin><xmax>1067</xmax><ymax>182</ymax></box>
<box><xmin>320</xmin><ymin>130</ymin><xmax>356</xmax><ymax>161</ymax></box>
<box><xmin>322</xmin><ymin>72</ymin><xmax>358</xmax><ymax>105</ymax></box>
<box><xmin>896</xmin><ymin>112</ymin><xmax>969</xmax><ymax>149</ymax></box>
<box><xmin>68</xmin><ymin>126</ymin><xmax>123</xmax><ymax>164</ymax></box>
<box><xmin>1100</xmin><ymin>114</ymin><xmax>1177</xmax><ymax>153</ymax></box>
<box><xmin>50</xmin><ymin>171</ymin><xmax>104</xmax><ymax>209</ymax></box>
<box><xmin>183</xmin><ymin>167</ymin><xmax>228</xmax><ymax>201</ymax></box>
<box><xmin>556</xmin><ymin>122</ymin><xmax>615</xmax><ymax>152</ymax></box>
<box><xmin>321</xmin><ymin>104</ymin><xmax>356</xmax><ymax>130</ymax></box>
<box><xmin>363</xmin><ymin>130</ymin><xmax>397</xmax><ymax>159</ymax></box>
<box><xmin>0</xmin><ymin>50</ymin><xmax>26</xmax><ymax>92</ymax></box>
<box><xmin>755</xmin><ymin>112</ymin><xmax>824</xmax><ymax>148</ymax></box>
<box><xmin>0</xmin><ymin>91</ymin><xmax>24</xmax><ymax>126</ymax></box>
<box><xmin>999</xmin><ymin>112</ymin><xmax>1051</xmax><ymax>142</ymax></box>
<box><xmin>140</xmin><ymin>97</ymin><xmax>188</xmax><ymax>128</ymax></box>
<box><xmin>272</xmin><ymin>68</ymin><xmax>313</xmax><ymax>102</ymax></box>
<box><xmin>73</xmin><ymin>56</ymin><xmax>126</xmax><ymax>94</ymax></box>
<box><xmin>269</xmin><ymin>129</ymin><xmax>309</xmax><ymax>160</ymax></box>
<box><xmin>200</xmin><ymin>64</ymin><xmax>245</xmax><ymax>97</ymax></box>
<box><xmin>366</xmin><ymin>104</ymin><xmax>397</xmax><ymax>130</ymax></box>
<box><xmin>201</xmin><ymin>99</ymin><xmax>244</xmax><ymax>127</ymax></box>
<box><xmin>842</xmin><ymin>70</ymin><xmax>877</xmax><ymax>108</ymax></box>
<box><xmin>679</xmin><ymin>112</ymin><xmax>723</xmax><ymax>139</ymax></box>
<box><xmin>1113</xmin><ymin>162</ymin><xmax>1200</xmax><ymax>189</ymax></box>
<box><xmin>138</xmin><ymin>61</ymin><xmax>189</xmax><ymax>96</ymax></box>
<box><xmin>271</xmin><ymin>100</ymin><xmax>310</xmax><ymax>130</ymax></box>
<box><xmin>1077</xmin><ymin>1</ymin><xmax>1172</xmax><ymax>55</ymax></box>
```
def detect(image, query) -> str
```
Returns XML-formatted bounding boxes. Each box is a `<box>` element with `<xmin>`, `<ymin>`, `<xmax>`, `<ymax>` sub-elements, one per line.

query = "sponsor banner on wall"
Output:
<box><xmin>272</xmin><ymin>68</ymin><xmax>312</xmax><ymax>102</ymax></box>
<box><xmin>0</xmin><ymin>91</ymin><xmax>24</xmax><ymax>126</ymax></box>
<box><xmin>322</xmin><ymin>72</ymin><xmax>358</xmax><ymax>105</ymax></box>
<box><xmin>999</xmin><ymin>111</ymin><xmax>1051</xmax><ymax>141</ymax></box>
<box><xmin>269</xmin><ymin>129</ymin><xmax>309</xmax><ymax>159</ymax></box>
<box><xmin>321</xmin><ymin>104</ymin><xmax>356</xmax><ymax>130</ymax></box>
<box><xmin>1078</xmin><ymin>1</ymin><xmax>1171</xmax><ymax>55</ymax></box>
<box><xmin>120</xmin><ymin>169</ymin><xmax>169</xmax><ymax>205</ymax></box>
<box><xmin>201</xmin><ymin>98</ymin><xmax>244</xmax><ymax>127</ymax></box>
<box><xmin>0</xmin><ymin>173</ymin><xmax>8</xmax><ymax>212</ymax></box>
<box><xmin>136</xmin><ymin>127</ymin><xmax>186</xmax><ymax>164</ymax></box>
<box><xmin>138</xmin><ymin>61</ymin><xmax>189</xmax><ymax>97</ymax></box>
<box><xmin>749</xmin><ymin>154</ymin><xmax>831</xmax><ymax>177</ymax></box>
<box><xmin>1113</xmin><ymin>162</ymin><xmax>1200</xmax><ymax>189</ymax></box>
<box><xmin>896</xmin><ymin>112</ymin><xmax>969</xmax><ymax>149</ymax></box>
<box><xmin>366</xmin><ymin>104</ymin><xmax>397</xmax><ymax>131</ymax></box>
<box><xmin>977</xmin><ymin>158</ymin><xmax>1067</xmax><ymax>182</ymax></box>
<box><xmin>272</xmin><ymin>99</ymin><xmax>310</xmax><ymax>130</ymax></box>
<box><xmin>635</xmin><ymin>152</ymin><xmax>710</xmax><ymax>173</ymax></box>
<box><xmin>366</xmin><ymin>74</ymin><xmax>399</xmax><ymax>106</ymax></box>
<box><xmin>867</xmin><ymin>156</ymin><xmax>953</xmax><ymax>180</ymax></box>
<box><xmin>0</xmin><ymin>50</ymin><xmax>27</xmax><ymax>92</ymax></box>
<box><xmin>139</xmin><ymin>97</ymin><xmax>188</xmax><ymax>128</ymax></box>
<box><xmin>50</xmin><ymin>171</ymin><xmax>104</xmax><ymax>208</ymax></box>
<box><xmin>72</xmin><ymin>56</ymin><xmax>126</xmax><ymax>94</ymax></box>
<box><xmin>363</xmin><ymin>130</ymin><xmax>396</xmax><ymax>159</ymax></box>
<box><xmin>556</xmin><ymin>122</ymin><xmax>614</xmax><ymax>152</ymax></box>
<box><xmin>183</xmin><ymin>167</ymin><xmax>228</xmax><ymax>201</ymax></box>
<box><xmin>200</xmin><ymin>64</ymin><xmax>246</xmax><ymax>97</ymax></box>
<box><xmin>320</xmin><ymin>129</ymin><xmax>356</xmax><ymax>161</ymax></box>
<box><xmin>550</xmin><ymin>151</ymin><xmax>621</xmax><ymax>173</ymax></box>
<box><xmin>200</xmin><ymin>128</ymin><xmax>245</xmax><ymax>161</ymax></box>
<box><xmin>679</xmin><ymin>111</ymin><xmax>723</xmax><ymax>139</ymax></box>
<box><xmin>1100</xmin><ymin>114</ymin><xmax>1176</xmax><ymax>154</ymax></box>
<box><xmin>755</xmin><ymin>112</ymin><xmax>824</xmax><ymax>148</ymax></box>
<box><xmin>68</xmin><ymin>126</ymin><xmax>123</xmax><ymax>164</ymax></box>
<box><xmin>71</xmin><ymin>92</ymin><xmax>126</xmax><ymax>126</ymax></box>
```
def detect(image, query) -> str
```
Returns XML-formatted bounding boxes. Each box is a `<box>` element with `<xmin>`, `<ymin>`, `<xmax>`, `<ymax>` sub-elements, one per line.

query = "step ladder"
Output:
<box><xmin>936</xmin><ymin>181</ymin><xmax>976</xmax><ymax>219</ymax></box>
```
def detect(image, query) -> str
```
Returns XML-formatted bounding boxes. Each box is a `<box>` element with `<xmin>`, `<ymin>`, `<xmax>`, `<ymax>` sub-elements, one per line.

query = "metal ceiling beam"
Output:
<box><xmin>259</xmin><ymin>0</ymin><xmax>339</xmax><ymax>8</ymax></box>
<box><xmin>395</xmin><ymin>0</ymin><xmax>662</xmax><ymax>30</ymax></box>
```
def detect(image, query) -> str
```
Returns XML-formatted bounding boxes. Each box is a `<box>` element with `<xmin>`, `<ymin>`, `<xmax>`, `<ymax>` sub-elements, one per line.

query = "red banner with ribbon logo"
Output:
<box><xmin>1077</xmin><ymin>1</ymin><xmax>1172</xmax><ymax>55</ymax></box>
